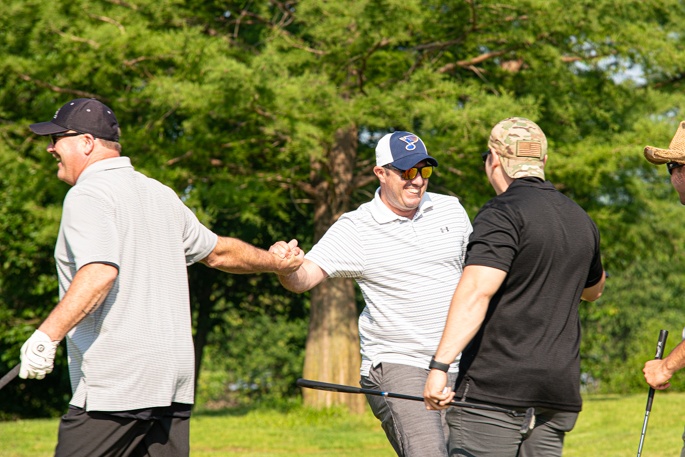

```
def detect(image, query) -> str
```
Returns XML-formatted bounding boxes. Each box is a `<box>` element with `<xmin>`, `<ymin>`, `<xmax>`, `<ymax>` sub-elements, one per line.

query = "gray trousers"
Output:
<box><xmin>446</xmin><ymin>402</ymin><xmax>578</xmax><ymax>457</ymax></box>
<box><xmin>361</xmin><ymin>362</ymin><xmax>458</xmax><ymax>457</ymax></box>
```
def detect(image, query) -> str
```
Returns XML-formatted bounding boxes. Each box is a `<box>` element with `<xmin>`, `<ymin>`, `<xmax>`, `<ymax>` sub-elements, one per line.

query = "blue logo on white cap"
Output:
<box><xmin>399</xmin><ymin>134</ymin><xmax>420</xmax><ymax>151</ymax></box>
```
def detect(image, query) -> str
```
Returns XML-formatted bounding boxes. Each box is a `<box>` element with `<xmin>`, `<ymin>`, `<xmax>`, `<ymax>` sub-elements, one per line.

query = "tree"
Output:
<box><xmin>2</xmin><ymin>0</ymin><xmax>685</xmax><ymax>419</ymax></box>
<box><xmin>214</xmin><ymin>0</ymin><xmax>685</xmax><ymax>400</ymax></box>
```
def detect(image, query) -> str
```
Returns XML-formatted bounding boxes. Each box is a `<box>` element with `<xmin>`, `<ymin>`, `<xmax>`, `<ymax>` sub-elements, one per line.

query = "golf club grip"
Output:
<box><xmin>645</xmin><ymin>330</ymin><xmax>669</xmax><ymax>411</ymax></box>
<box><xmin>296</xmin><ymin>378</ymin><xmax>424</xmax><ymax>402</ymax></box>
<box><xmin>0</xmin><ymin>363</ymin><xmax>20</xmax><ymax>390</ymax></box>
<box><xmin>654</xmin><ymin>329</ymin><xmax>668</xmax><ymax>360</ymax></box>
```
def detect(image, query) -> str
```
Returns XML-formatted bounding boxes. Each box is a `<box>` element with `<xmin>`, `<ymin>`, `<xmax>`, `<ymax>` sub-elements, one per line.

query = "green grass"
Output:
<box><xmin>0</xmin><ymin>393</ymin><xmax>683</xmax><ymax>456</ymax></box>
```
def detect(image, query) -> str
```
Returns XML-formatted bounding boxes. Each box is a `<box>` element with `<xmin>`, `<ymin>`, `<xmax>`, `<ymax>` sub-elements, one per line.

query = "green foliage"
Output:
<box><xmin>197</xmin><ymin>313</ymin><xmax>307</xmax><ymax>408</ymax></box>
<box><xmin>2</xmin><ymin>0</ymin><xmax>685</xmax><ymax>418</ymax></box>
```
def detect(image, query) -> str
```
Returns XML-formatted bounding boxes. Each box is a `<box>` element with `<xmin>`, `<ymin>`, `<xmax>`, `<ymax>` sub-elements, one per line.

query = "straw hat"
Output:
<box><xmin>644</xmin><ymin>121</ymin><xmax>685</xmax><ymax>165</ymax></box>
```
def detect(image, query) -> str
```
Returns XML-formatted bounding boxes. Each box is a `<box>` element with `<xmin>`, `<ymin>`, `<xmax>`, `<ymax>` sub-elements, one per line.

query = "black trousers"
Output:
<box><xmin>54</xmin><ymin>406</ymin><xmax>190</xmax><ymax>457</ymax></box>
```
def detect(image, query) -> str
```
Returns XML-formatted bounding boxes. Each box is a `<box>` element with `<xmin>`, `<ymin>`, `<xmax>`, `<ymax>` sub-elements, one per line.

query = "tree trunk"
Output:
<box><xmin>190</xmin><ymin>265</ymin><xmax>219</xmax><ymax>405</ymax></box>
<box><xmin>302</xmin><ymin>125</ymin><xmax>366</xmax><ymax>414</ymax></box>
<box><xmin>302</xmin><ymin>279</ymin><xmax>365</xmax><ymax>413</ymax></box>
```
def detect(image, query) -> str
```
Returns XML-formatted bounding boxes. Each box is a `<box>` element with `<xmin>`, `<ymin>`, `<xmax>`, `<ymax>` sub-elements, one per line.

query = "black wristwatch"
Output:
<box><xmin>429</xmin><ymin>356</ymin><xmax>450</xmax><ymax>372</ymax></box>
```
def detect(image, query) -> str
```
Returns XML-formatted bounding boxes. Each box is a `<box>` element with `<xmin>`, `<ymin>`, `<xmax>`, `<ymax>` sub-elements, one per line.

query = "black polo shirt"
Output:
<box><xmin>455</xmin><ymin>178</ymin><xmax>603</xmax><ymax>412</ymax></box>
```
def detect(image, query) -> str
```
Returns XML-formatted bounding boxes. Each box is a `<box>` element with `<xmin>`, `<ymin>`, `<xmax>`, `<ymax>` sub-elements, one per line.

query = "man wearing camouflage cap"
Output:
<box><xmin>424</xmin><ymin>117</ymin><xmax>606</xmax><ymax>456</ymax></box>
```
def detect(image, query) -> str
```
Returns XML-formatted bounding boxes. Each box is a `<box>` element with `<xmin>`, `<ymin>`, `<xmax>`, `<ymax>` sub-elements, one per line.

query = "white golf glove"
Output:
<box><xmin>19</xmin><ymin>330</ymin><xmax>60</xmax><ymax>380</ymax></box>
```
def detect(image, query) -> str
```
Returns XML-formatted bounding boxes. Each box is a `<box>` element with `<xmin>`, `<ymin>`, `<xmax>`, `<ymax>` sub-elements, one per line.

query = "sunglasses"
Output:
<box><xmin>667</xmin><ymin>162</ymin><xmax>685</xmax><ymax>175</ymax></box>
<box><xmin>385</xmin><ymin>164</ymin><xmax>433</xmax><ymax>180</ymax></box>
<box><xmin>481</xmin><ymin>150</ymin><xmax>491</xmax><ymax>164</ymax></box>
<box><xmin>49</xmin><ymin>132</ymin><xmax>83</xmax><ymax>145</ymax></box>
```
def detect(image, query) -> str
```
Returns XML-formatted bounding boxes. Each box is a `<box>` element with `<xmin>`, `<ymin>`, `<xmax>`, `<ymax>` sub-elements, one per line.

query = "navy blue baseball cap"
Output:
<box><xmin>29</xmin><ymin>98</ymin><xmax>120</xmax><ymax>142</ymax></box>
<box><xmin>375</xmin><ymin>131</ymin><xmax>438</xmax><ymax>169</ymax></box>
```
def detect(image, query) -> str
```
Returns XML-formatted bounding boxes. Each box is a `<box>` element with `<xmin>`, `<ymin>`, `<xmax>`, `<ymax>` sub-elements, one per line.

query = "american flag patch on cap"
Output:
<box><xmin>516</xmin><ymin>141</ymin><xmax>543</xmax><ymax>158</ymax></box>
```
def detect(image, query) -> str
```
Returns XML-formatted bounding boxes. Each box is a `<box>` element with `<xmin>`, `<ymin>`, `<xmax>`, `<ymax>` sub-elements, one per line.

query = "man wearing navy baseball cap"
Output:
<box><xmin>270</xmin><ymin>130</ymin><xmax>472</xmax><ymax>457</ymax></box>
<box><xmin>20</xmin><ymin>98</ymin><xmax>304</xmax><ymax>457</ymax></box>
<box><xmin>30</xmin><ymin>98</ymin><xmax>120</xmax><ymax>142</ymax></box>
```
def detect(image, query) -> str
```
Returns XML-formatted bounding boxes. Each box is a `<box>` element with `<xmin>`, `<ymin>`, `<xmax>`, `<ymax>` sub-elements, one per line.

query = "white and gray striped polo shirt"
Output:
<box><xmin>306</xmin><ymin>189</ymin><xmax>472</xmax><ymax>376</ymax></box>
<box><xmin>55</xmin><ymin>157</ymin><xmax>217</xmax><ymax>412</ymax></box>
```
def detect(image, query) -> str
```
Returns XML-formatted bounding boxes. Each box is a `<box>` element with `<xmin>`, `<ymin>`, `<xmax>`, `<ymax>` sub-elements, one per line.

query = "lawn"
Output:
<box><xmin>0</xmin><ymin>393</ymin><xmax>683</xmax><ymax>456</ymax></box>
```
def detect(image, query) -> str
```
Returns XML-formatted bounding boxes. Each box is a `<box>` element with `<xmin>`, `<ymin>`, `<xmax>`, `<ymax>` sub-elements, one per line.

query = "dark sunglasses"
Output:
<box><xmin>481</xmin><ymin>150</ymin><xmax>491</xmax><ymax>164</ymax></box>
<box><xmin>385</xmin><ymin>164</ymin><xmax>433</xmax><ymax>180</ymax></box>
<box><xmin>667</xmin><ymin>162</ymin><xmax>685</xmax><ymax>175</ymax></box>
<box><xmin>49</xmin><ymin>132</ymin><xmax>83</xmax><ymax>145</ymax></box>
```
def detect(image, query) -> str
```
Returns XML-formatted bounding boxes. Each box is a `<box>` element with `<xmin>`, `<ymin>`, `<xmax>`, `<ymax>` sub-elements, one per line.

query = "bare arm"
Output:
<box><xmin>644</xmin><ymin>340</ymin><xmax>685</xmax><ymax>390</ymax></box>
<box><xmin>201</xmin><ymin>237</ymin><xmax>303</xmax><ymax>275</ymax></box>
<box><xmin>38</xmin><ymin>263</ymin><xmax>119</xmax><ymax>341</ymax></box>
<box><xmin>277</xmin><ymin>258</ymin><xmax>329</xmax><ymax>293</ymax></box>
<box><xmin>267</xmin><ymin>241</ymin><xmax>328</xmax><ymax>293</ymax></box>
<box><xmin>581</xmin><ymin>271</ymin><xmax>606</xmax><ymax>302</ymax></box>
<box><xmin>423</xmin><ymin>265</ymin><xmax>507</xmax><ymax>409</ymax></box>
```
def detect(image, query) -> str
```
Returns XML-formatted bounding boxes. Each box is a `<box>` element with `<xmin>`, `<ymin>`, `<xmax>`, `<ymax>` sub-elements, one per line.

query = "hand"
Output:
<box><xmin>269</xmin><ymin>240</ymin><xmax>296</xmax><ymax>258</ymax></box>
<box><xmin>643</xmin><ymin>359</ymin><xmax>673</xmax><ymax>390</ymax></box>
<box><xmin>423</xmin><ymin>370</ymin><xmax>454</xmax><ymax>410</ymax></box>
<box><xmin>270</xmin><ymin>239</ymin><xmax>304</xmax><ymax>275</ymax></box>
<box><xmin>19</xmin><ymin>330</ymin><xmax>60</xmax><ymax>380</ymax></box>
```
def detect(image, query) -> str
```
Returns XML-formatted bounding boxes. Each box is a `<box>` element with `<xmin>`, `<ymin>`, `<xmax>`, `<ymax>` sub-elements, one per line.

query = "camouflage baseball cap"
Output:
<box><xmin>643</xmin><ymin>121</ymin><xmax>685</xmax><ymax>165</ymax></box>
<box><xmin>488</xmin><ymin>117</ymin><xmax>547</xmax><ymax>179</ymax></box>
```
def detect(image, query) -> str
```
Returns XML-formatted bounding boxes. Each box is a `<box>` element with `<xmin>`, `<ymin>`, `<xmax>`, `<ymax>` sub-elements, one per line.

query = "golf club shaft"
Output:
<box><xmin>0</xmin><ymin>363</ymin><xmax>20</xmax><ymax>391</ymax></box>
<box><xmin>637</xmin><ymin>329</ymin><xmax>669</xmax><ymax>457</ymax></box>
<box><xmin>297</xmin><ymin>378</ymin><xmax>528</xmax><ymax>418</ymax></box>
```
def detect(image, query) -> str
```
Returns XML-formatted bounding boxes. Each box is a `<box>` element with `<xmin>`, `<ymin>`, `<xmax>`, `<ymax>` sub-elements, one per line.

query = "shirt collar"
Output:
<box><xmin>76</xmin><ymin>157</ymin><xmax>133</xmax><ymax>185</ymax></box>
<box><xmin>370</xmin><ymin>187</ymin><xmax>434</xmax><ymax>224</ymax></box>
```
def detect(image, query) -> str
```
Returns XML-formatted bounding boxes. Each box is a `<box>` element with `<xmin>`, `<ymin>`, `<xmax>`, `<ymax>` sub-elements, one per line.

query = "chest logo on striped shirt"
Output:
<box><xmin>440</xmin><ymin>226</ymin><xmax>450</xmax><ymax>233</ymax></box>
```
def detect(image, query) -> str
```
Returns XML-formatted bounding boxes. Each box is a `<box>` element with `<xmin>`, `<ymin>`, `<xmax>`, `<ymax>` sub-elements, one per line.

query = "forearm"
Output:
<box><xmin>39</xmin><ymin>263</ymin><xmax>118</xmax><ymax>341</ymax></box>
<box><xmin>433</xmin><ymin>287</ymin><xmax>490</xmax><ymax>364</ymax></box>
<box><xmin>278</xmin><ymin>259</ymin><xmax>327</xmax><ymax>293</ymax></box>
<box><xmin>203</xmin><ymin>237</ymin><xmax>284</xmax><ymax>274</ymax></box>
<box><xmin>664</xmin><ymin>341</ymin><xmax>685</xmax><ymax>374</ymax></box>
<box><xmin>433</xmin><ymin>265</ymin><xmax>507</xmax><ymax>364</ymax></box>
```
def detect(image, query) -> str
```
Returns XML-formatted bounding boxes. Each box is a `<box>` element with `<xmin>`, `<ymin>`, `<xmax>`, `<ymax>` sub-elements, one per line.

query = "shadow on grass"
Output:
<box><xmin>193</xmin><ymin>397</ymin><xmax>305</xmax><ymax>418</ymax></box>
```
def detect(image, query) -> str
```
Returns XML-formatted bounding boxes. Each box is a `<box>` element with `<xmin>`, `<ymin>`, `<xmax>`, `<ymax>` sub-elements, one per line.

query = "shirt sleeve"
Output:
<box><xmin>61</xmin><ymin>192</ymin><xmax>121</xmax><ymax>270</ymax></box>
<box><xmin>464</xmin><ymin>205</ymin><xmax>517</xmax><ymax>273</ymax></box>
<box><xmin>584</xmin><ymin>222</ymin><xmax>604</xmax><ymax>288</ymax></box>
<box><xmin>305</xmin><ymin>215</ymin><xmax>365</xmax><ymax>278</ymax></box>
<box><xmin>179</xmin><ymin>203</ymin><xmax>218</xmax><ymax>266</ymax></box>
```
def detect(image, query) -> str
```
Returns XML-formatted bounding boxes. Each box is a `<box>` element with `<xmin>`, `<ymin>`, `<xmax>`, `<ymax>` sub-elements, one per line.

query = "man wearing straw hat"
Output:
<box><xmin>642</xmin><ymin>120</ymin><xmax>685</xmax><ymax>456</ymax></box>
<box><xmin>642</xmin><ymin>121</ymin><xmax>685</xmax><ymax>204</ymax></box>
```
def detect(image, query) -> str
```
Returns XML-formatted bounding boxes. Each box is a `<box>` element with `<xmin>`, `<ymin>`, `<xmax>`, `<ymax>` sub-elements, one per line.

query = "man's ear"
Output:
<box><xmin>80</xmin><ymin>134</ymin><xmax>96</xmax><ymax>155</ymax></box>
<box><xmin>373</xmin><ymin>166</ymin><xmax>387</xmax><ymax>181</ymax></box>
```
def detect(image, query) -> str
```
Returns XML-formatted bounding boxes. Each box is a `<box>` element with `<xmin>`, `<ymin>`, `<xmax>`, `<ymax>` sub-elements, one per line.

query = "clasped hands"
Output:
<box><xmin>270</xmin><ymin>239</ymin><xmax>304</xmax><ymax>275</ymax></box>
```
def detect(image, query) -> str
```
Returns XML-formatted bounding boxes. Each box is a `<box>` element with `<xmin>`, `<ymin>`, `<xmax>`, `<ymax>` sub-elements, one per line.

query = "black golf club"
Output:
<box><xmin>297</xmin><ymin>378</ymin><xmax>535</xmax><ymax>435</ymax></box>
<box><xmin>637</xmin><ymin>329</ymin><xmax>669</xmax><ymax>457</ymax></box>
<box><xmin>0</xmin><ymin>363</ymin><xmax>20</xmax><ymax>391</ymax></box>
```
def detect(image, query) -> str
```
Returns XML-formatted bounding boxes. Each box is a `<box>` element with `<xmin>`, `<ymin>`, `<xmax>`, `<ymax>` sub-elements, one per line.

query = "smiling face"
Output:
<box><xmin>47</xmin><ymin>132</ymin><xmax>91</xmax><ymax>186</ymax></box>
<box><xmin>375</xmin><ymin>160</ymin><xmax>430</xmax><ymax>218</ymax></box>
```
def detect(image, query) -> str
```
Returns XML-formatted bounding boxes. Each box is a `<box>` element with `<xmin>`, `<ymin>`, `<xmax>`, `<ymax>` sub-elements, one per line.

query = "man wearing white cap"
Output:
<box><xmin>271</xmin><ymin>131</ymin><xmax>472</xmax><ymax>457</ymax></box>
<box><xmin>424</xmin><ymin>117</ymin><xmax>606</xmax><ymax>457</ymax></box>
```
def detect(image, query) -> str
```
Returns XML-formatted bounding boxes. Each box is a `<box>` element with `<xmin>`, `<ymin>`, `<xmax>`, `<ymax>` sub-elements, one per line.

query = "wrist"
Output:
<box><xmin>429</xmin><ymin>356</ymin><xmax>450</xmax><ymax>373</ymax></box>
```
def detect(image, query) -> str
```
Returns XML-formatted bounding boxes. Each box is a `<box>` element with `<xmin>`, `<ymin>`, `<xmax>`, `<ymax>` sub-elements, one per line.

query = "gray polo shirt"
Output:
<box><xmin>55</xmin><ymin>157</ymin><xmax>217</xmax><ymax>411</ymax></box>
